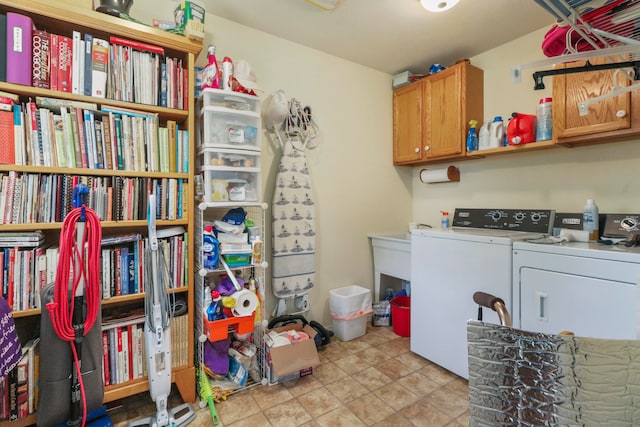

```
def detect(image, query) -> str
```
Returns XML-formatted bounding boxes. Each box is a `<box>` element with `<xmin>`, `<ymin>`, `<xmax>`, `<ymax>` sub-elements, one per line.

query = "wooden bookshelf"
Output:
<box><xmin>0</xmin><ymin>1</ymin><xmax>201</xmax><ymax>424</ymax></box>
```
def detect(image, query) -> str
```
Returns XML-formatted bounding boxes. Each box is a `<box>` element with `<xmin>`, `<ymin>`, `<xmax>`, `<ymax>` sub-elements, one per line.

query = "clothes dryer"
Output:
<box><xmin>513</xmin><ymin>241</ymin><xmax>640</xmax><ymax>339</ymax></box>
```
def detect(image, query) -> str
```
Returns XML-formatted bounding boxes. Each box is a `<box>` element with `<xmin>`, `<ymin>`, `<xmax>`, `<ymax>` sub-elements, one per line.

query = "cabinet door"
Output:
<box><xmin>553</xmin><ymin>58</ymin><xmax>631</xmax><ymax>140</ymax></box>
<box><xmin>424</xmin><ymin>66</ymin><xmax>464</xmax><ymax>159</ymax></box>
<box><xmin>393</xmin><ymin>82</ymin><xmax>424</xmax><ymax>164</ymax></box>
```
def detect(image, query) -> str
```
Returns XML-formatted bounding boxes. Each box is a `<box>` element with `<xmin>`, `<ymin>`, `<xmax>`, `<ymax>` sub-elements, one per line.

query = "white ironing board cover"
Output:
<box><xmin>271</xmin><ymin>137</ymin><xmax>315</xmax><ymax>297</ymax></box>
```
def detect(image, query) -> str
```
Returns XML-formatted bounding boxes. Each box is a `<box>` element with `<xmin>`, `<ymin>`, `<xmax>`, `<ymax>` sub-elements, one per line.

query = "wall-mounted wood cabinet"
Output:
<box><xmin>553</xmin><ymin>58</ymin><xmax>640</xmax><ymax>146</ymax></box>
<box><xmin>393</xmin><ymin>61</ymin><xmax>483</xmax><ymax>165</ymax></box>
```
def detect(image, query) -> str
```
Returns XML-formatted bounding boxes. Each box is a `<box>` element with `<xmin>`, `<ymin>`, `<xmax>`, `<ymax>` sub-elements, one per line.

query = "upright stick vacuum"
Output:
<box><xmin>126</xmin><ymin>192</ymin><xmax>196</xmax><ymax>427</ymax></box>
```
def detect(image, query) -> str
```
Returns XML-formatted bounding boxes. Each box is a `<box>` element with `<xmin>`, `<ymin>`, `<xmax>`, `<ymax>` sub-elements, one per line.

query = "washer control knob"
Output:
<box><xmin>491</xmin><ymin>211</ymin><xmax>502</xmax><ymax>221</ymax></box>
<box><xmin>531</xmin><ymin>213</ymin><xmax>541</xmax><ymax>222</ymax></box>
<box><xmin>514</xmin><ymin>212</ymin><xmax>526</xmax><ymax>221</ymax></box>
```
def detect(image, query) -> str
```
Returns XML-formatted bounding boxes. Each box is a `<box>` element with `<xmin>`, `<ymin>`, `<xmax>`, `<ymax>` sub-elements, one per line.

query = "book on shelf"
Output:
<box><xmin>6</xmin><ymin>13</ymin><xmax>33</xmax><ymax>86</ymax></box>
<box><xmin>49</xmin><ymin>34</ymin><xmax>59</xmax><ymax>91</ymax></box>
<box><xmin>0</xmin><ymin>91</ymin><xmax>19</xmax><ymax>104</ymax></box>
<box><xmin>35</xmin><ymin>96</ymin><xmax>98</xmax><ymax>111</ymax></box>
<box><xmin>7</xmin><ymin>358</ymin><xmax>18</xmax><ymax>420</ymax></box>
<box><xmin>26</xmin><ymin>101</ymin><xmax>41</xmax><ymax>167</ymax></box>
<box><xmin>57</xmin><ymin>35</ymin><xmax>72</xmax><ymax>93</ymax></box>
<box><xmin>167</xmin><ymin>120</ymin><xmax>177</xmax><ymax>173</ymax></box>
<box><xmin>0</xmin><ymin>13</ymin><xmax>7</xmax><ymax>83</ymax></box>
<box><xmin>83</xmin><ymin>33</ymin><xmax>93</xmax><ymax>97</ymax></box>
<box><xmin>60</xmin><ymin>107</ymin><xmax>77</xmax><ymax>168</ymax></box>
<box><xmin>75</xmin><ymin>107</ymin><xmax>89</xmax><ymax>168</ymax></box>
<box><xmin>13</xmin><ymin>105</ymin><xmax>25</xmax><ymax>166</ymax></box>
<box><xmin>102</xmin><ymin>331</ymin><xmax>110</xmax><ymax>386</ymax></box>
<box><xmin>71</xmin><ymin>31</ymin><xmax>81</xmax><ymax>94</ymax></box>
<box><xmin>108</xmin><ymin>35</ymin><xmax>165</xmax><ymax>56</ymax></box>
<box><xmin>52</xmin><ymin>113</ymin><xmax>67</xmax><ymax>168</ymax></box>
<box><xmin>91</xmin><ymin>38</ymin><xmax>109</xmax><ymax>98</ymax></box>
<box><xmin>32</xmin><ymin>30</ymin><xmax>50</xmax><ymax>89</ymax></box>
<box><xmin>68</xmin><ymin>107</ymin><xmax>83</xmax><ymax>168</ymax></box>
<box><xmin>0</xmin><ymin>231</ymin><xmax>44</xmax><ymax>245</ymax></box>
<box><xmin>0</xmin><ymin>110</ymin><xmax>15</xmax><ymax>165</ymax></box>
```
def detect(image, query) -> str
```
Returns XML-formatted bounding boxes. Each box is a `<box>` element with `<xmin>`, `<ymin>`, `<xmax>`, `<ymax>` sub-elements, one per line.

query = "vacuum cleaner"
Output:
<box><xmin>126</xmin><ymin>192</ymin><xmax>196</xmax><ymax>427</ymax></box>
<box><xmin>38</xmin><ymin>184</ymin><xmax>112</xmax><ymax>427</ymax></box>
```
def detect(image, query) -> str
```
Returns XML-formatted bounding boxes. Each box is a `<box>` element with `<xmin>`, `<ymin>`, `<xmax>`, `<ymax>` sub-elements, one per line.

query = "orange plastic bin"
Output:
<box><xmin>390</xmin><ymin>296</ymin><xmax>410</xmax><ymax>337</ymax></box>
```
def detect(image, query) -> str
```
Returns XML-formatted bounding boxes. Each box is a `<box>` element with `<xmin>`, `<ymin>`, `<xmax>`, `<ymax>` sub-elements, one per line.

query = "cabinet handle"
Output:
<box><xmin>617</xmin><ymin>110</ymin><xmax>627</xmax><ymax>118</ymax></box>
<box><xmin>414</xmin><ymin>147</ymin><xmax>420</xmax><ymax>153</ymax></box>
<box><xmin>424</xmin><ymin>146</ymin><xmax>430</xmax><ymax>152</ymax></box>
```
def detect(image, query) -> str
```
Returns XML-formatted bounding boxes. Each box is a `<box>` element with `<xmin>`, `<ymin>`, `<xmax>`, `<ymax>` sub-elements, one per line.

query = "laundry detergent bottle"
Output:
<box><xmin>489</xmin><ymin>116</ymin><xmax>505</xmax><ymax>149</ymax></box>
<box><xmin>478</xmin><ymin>120</ymin><xmax>491</xmax><ymax>150</ymax></box>
<box><xmin>466</xmin><ymin>120</ymin><xmax>479</xmax><ymax>152</ymax></box>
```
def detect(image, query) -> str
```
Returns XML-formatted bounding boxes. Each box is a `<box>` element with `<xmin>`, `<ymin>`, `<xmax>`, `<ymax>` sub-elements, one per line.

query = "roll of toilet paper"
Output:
<box><xmin>419</xmin><ymin>166</ymin><xmax>460</xmax><ymax>184</ymax></box>
<box><xmin>231</xmin><ymin>289</ymin><xmax>259</xmax><ymax>317</ymax></box>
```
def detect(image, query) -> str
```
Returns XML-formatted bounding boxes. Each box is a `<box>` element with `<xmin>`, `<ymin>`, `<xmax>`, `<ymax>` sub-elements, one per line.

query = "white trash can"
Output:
<box><xmin>330</xmin><ymin>285</ymin><xmax>372</xmax><ymax>341</ymax></box>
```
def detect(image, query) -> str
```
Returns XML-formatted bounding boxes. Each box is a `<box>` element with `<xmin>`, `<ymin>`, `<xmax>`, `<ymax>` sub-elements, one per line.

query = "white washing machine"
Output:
<box><xmin>411</xmin><ymin>208</ymin><xmax>553</xmax><ymax>379</ymax></box>
<box><xmin>513</xmin><ymin>241</ymin><xmax>640</xmax><ymax>339</ymax></box>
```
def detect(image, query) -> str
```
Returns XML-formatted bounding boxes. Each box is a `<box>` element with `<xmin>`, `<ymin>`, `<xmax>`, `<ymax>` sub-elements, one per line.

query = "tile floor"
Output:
<box><xmin>108</xmin><ymin>324</ymin><xmax>469</xmax><ymax>426</ymax></box>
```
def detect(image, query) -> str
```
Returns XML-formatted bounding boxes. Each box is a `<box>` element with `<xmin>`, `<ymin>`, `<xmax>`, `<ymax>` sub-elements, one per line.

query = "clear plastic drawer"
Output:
<box><xmin>202</xmin><ymin>167</ymin><xmax>262</xmax><ymax>204</ymax></box>
<box><xmin>198</xmin><ymin>148</ymin><xmax>261</xmax><ymax>170</ymax></box>
<box><xmin>200</xmin><ymin>88</ymin><xmax>260</xmax><ymax>114</ymax></box>
<box><xmin>197</xmin><ymin>108</ymin><xmax>261</xmax><ymax>150</ymax></box>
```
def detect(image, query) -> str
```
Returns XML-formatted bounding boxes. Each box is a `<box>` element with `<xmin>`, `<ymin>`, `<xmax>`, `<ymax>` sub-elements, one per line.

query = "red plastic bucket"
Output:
<box><xmin>390</xmin><ymin>296</ymin><xmax>410</xmax><ymax>337</ymax></box>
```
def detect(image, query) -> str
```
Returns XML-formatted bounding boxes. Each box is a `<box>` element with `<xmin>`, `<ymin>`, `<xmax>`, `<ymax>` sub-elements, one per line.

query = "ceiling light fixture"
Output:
<box><xmin>304</xmin><ymin>0</ymin><xmax>345</xmax><ymax>11</ymax></box>
<box><xmin>420</xmin><ymin>0</ymin><xmax>460</xmax><ymax>12</ymax></box>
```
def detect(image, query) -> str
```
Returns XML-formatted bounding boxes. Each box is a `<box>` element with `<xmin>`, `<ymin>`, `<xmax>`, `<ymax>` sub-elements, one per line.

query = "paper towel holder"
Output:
<box><xmin>419</xmin><ymin>165</ymin><xmax>460</xmax><ymax>184</ymax></box>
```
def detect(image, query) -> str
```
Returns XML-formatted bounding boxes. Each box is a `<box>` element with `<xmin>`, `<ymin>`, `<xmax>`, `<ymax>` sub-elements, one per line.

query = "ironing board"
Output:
<box><xmin>271</xmin><ymin>136</ymin><xmax>315</xmax><ymax>299</ymax></box>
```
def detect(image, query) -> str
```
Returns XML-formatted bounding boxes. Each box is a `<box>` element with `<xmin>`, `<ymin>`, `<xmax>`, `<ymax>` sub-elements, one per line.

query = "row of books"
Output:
<box><xmin>0</xmin><ymin>338</ymin><xmax>39</xmax><ymax>421</ymax></box>
<box><xmin>100</xmin><ymin>229</ymin><xmax>188</xmax><ymax>300</ymax></box>
<box><xmin>1</xmin><ymin>12</ymin><xmax>188</xmax><ymax>109</ymax></box>
<box><xmin>0</xmin><ymin>173</ymin><xmax>187</xmax><ymax>225</ymax></box>
<box><xmin>0</xmin><ymin>97</ymin><xmax>189</xmax><ymax>174</ymax></box>
<box><xmin>1</xmin><ymin>228</ymin><xmax>187</xmax><ymax>311</ymax></box>
<box><xmin>100</xmin><ymin>312</ymin><xmax>189</xmax><ymax>387</ymax></box>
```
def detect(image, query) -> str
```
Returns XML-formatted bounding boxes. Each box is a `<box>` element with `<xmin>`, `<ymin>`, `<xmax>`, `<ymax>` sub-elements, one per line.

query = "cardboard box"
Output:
<box><xmin>392</xmin><ymin>71</ymin><xmax>415</xmax><ymax>89</ymax></box>
<box><xmin>174</xmin><ymin>1</ymin><xmax>205</xmax><ymax>31</ymax></box>
<box><xmin>264</xmin><ymin>323</ymin><xmax>320</xmax><ymax>384</ymax></box>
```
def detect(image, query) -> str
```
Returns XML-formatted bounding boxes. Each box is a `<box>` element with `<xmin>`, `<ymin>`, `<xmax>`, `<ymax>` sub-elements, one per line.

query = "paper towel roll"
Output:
<box><xmin>231</xmin><ymin>289</ymin><xmax>259</xmax><ymax>317</ymax></box>
<box><xmin>419</xmin><ymin>166</ymin><xmax>460</xmax><ymax>184</ymax></box>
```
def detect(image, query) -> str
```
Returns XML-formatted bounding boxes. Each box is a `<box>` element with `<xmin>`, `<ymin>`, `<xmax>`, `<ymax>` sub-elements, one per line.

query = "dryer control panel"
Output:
<box><xmin>602</xmin><ymin>213</ymin><xmax>640</xmax><ymax>238</ymax></box>
<box><xmin>452</xmin><ymin>208</ymin><xmax>554</xmax><ymax>234</ymax></box>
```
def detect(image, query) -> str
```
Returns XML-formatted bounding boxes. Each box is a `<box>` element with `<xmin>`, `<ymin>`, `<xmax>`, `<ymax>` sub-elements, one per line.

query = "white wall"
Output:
<box><xmin>130</xmin><ymin>1</ymin><xmax>413</xmax><ymax>325</ymax></box>
<box><xmin>413</xmin><ymin>27</ymin><xmax>640</xmax><ymax>226</ymax></box>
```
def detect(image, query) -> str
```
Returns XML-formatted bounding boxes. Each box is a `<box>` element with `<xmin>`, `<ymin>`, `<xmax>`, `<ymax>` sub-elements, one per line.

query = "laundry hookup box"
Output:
<box><xmin>263</xmin><ymin>323</ymin><xmax>320</xmax><ymax>384</ymax></box>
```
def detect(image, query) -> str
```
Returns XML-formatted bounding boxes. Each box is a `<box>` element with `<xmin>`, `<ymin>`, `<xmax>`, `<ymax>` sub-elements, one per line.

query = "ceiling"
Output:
<box><xmin>203</xmin><ymin>0</ymin><xmax>555</xmax><ymax>75</ymax></box>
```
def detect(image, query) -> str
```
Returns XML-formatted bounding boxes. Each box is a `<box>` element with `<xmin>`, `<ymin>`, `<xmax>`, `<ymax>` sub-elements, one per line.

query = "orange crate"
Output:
<box><xmin>203</xmin><ymin>313</ymin><xmax>255</xmax><ymax>342</ymax></box>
